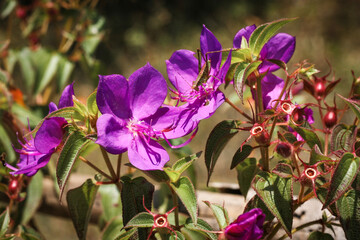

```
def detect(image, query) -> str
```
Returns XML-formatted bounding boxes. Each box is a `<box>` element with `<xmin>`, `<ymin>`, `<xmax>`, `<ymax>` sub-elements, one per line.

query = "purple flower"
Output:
<box><xmin>96</xmin><ymin>63</ymin><xmax>187</xmax><ymax>170</ymax></box>
<box><xmin>233</xmin><ymin>25</ymin><xmax>296</xmax><ymax>109</ymax></box>
<box><xmin>224</xmin><ymin>208</ymin><xmax>265</xmax><ymax>240</ymax></box>
<box><xmin>49</xmin><ymin>83</ymin><xmax>75</xmax><ymax>113</ymax></box>
<box><xmin>166</xmin><ymin>25</ymin><xmax>231</xmax><ymax>122</ymax></box>
<box><xmin>6</xmin><ymin>117</ymin><xmax>67</xmax><ymax>176</ymax></box>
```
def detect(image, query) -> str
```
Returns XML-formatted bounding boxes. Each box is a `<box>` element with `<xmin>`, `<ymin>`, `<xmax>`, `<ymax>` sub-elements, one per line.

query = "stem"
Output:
<box><xmin>269</xmin><ymin>116</ymin><xmax>278</xmax><ymax>142</ymax></box>
<box><xmin>265</xmin><ymin>223</ymin><xmax>282</xmax><ymax>240</ymax></box>
<box><xmin>100</xmin><ymin>147</ymin><xmax>122</xmax><ymax>192</ymax></box>
<box><xmin>298</xmin><ymin>185</ymin><xmax>305</xmax><ymax>204</ymax></box>
<box><xmin>224</xmin><ymin>97</ymin><xmax>253</xmax><ymax>122</ymax></box>
<box><xmin>168</xmin><ymin>183</ymin><xmax>179</xmax><ymax>229</ymax></box>
<box><xmin>116</xmin><ymin>153</ymin><xmax>122</xmax><ymax>178</ymax></box>
<box><xmin>292</xmin><ymin>153</ymin><xmax>301</xmax><ymax>177</ymax></box>
<box><xmin>324</xmin><ymin>131</ymin><xmax>329</xmax><ymax>156</ymax></box>
<box><xmin>79</xmin><ymin>156</ymin><xmax>112</xmax><ymax>180</ymax></box>
<box><xmin>277</xmin><ymin>219</ymin><xmax>322</xmax><ymax>240</ymax></box>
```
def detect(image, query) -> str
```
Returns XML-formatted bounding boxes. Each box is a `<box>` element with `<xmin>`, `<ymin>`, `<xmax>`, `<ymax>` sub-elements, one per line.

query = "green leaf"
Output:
<box><xmin>231</xmin><ymin>145</ymin><xmax>253</xmax><ymax>169</ymax></box>
<box><xmin>308</xmin><ymin>231</ymin><xmax>334</xmax><ymax>240</ymax></box>
<box><xmin>169</xmin><ymin>231</ymin><xmax>185</xmax><ymax>240</ymax></box>
<box><xmin>121</xmin><ymin>176</ymin><xmax>154</xmax><ymax>227</ymax></box>
<box><xmin>330</xmin><ymin>124</ymin><xmax>356</xmax><ymax>153</ymax></box>
<box><xmin>290</xmin><ymin>123</ymin><xmax>323</xmax><ymax>151</ymax></box>
<box><xmin>249</xmin><ymin>18</ymin><xmax>296</xmax><ymax>57</ymax></box>
<box><xmin>86</xmin><ymin>91</ymin><xmax>98</xmax><ymax>116</ymax></box>
<box><xmin>0</xmin><ymin>123</ymin><xmax>16</xmax><ymax>163</ymax></box>
<box><xmin>101</xmin><ymin>218</ymin><xmax>123</xmax><ymax>240</ymax></box>
<box><xmin>244</xmin><ymin>194</ymin><xmax>274</xmax><ymax>221</ymax></box>
<box><xmin>35</xmin><ymin>53</ymin><xmax>60</xmax><ymax>95</ymax></box>
<box><xmin>124</xmin><ymin>212</ymin><xmax>154</xmax><ymax>228</ymax></box>
<box><xmin>272</xmin><ymin>163</ymin><xmax>293</xmax><ymax>179</ymax></box>
<box><xmin>236</xmin><ymin>158</ymin><xmax>259</xmax><ymax>199</ymax></box>
<box><xmin>56</xmin><ymin>55</ymin><xmax>75</xmax><ymax>90</ymax></box>
<box><xmin>184</xmin><ymin>218</ymin><xmax>217</xmax><ymax>240</ymax></box>
<box><xmin>252</xmin><ymin>171</ymin><xmax>293</xmax><ymax>237</ymax></box>
<box><xmin>19</xmin><ymin>225</ymin><xmax>42</xmax><ymax>240</ymax></box>
<box><xmin>164</xmin><ymin>152</ymin><xmax>202</xmax><ymax>183</ymax></box>
<box><xmin>18</xmin><ymin>48</ymin><xmax>35</xmax><ymax>92</ymax></box>
<box><xmin>67</xmin><ymin>179</ymin><xmax>99</xmax><ymax>240</ymax></box>
<box><xmin>205</xmin><ymin>120</ymin><xmax>239</xmax><ymax>185</ymax></box>
<box><xmin>338</xmin><ymin>94</ymin><xmax>360</xmax><ymax>121</ymax></box>
<box><xmin>233</xmin><ymin>61</ymin><xmax>262</xmax><ymax>102</ymax></box>
<box><xmin>1</xmin><ymin>0</ymin><xmax>16</xmax><ymax>18</ymax></box>
<box><xmin>0</xmin><ymin>208</ymin><xmax>10</xmax><ymax>237</ymax></box>
<box><xmin>170</xmin><ymin>176</ymin><xmax>197</xmax><ymax>224</ymax></box>
<box><xmin>203</xmin><ymin>201</ymin><xmax>229</xmax><ymax>230</ymax></box>
<box><xmin>99</xmin><ymin>184</ymin><xmax>122</xmax><ymax>222</ymax></box>
<box><xmin>57</xmin><ymin>131</ymin><xmax>91</xmax><ymax>199</ymax></box>
<box><xmin>114</xmin><ymin>228</ymin><xmax>137</xmax><ymax>240</ymax></box>
<box><xmin>309</xmin><ymin>145</ymin><xmax>332</xmax><ymax>165</ymax></box>
<box><xmin>323</xmin><ymin>153</ymin><xmax>360</xmax><ymax>209</ymax></box>
<box><xmin>230</xmin><ymin>48</ymin><xmax>252</xmax><ymax>64</ymax></box>
<box><xmin>337</xmin><ymin>189</ymin><xmax>360</xmax><ymax>240</ymax></box>
<box><xmin>21</xmin><ymin>171</ymin><xmax>43</xmax><ymax>225</ymax></box>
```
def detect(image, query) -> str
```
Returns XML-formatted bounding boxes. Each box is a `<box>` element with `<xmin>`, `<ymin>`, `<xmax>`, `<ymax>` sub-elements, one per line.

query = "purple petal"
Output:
<box><xmin>216</xmin><ymin>50</ymin><xmax>232</xmax><ymax>87</ymax></box>
<box><xmin>128</xmin><ymin>63</ymin><xmax>167</xmax><ymax>120</ymax></box>
<box><xmin>192</xmin><ymin>90</ymin><xmax>225</xmax><ymax>121</ymax></box>
<box><xmin>128</xmin><ymin>136</ymin><xmax>169</xmax><ymax>170</ymax></box>
<box><xmin>233</xmin><ymin>25</ymin><xmax>256</xmax><ymax>48</ymax></box>
<box><xmin>96</xmin><ymin>114</ymin><xmax>132</xmax><ymax>154</ymax></box>
<box><xmin>96</xmin><ymin>74</ymin><xmax>131</xmax><ymax>119</ymax></box>
<box><xmin>225</xmin><ymin>208</ymin><xmax>265</xmax><ymax>240</ymax></box>
<box><xmin>58</xmin><ymin>82</ymin><xmax>75</xmax><ymax>109</ymax></box>
<box><xmin>144</xmin><ymin>106</ymin><xmax>199</xmax><ymax>139</ymax></box>
<box><xmin>12</xmin><ymin>153</ymin><xmax>52</xmax><ymax>177</ymax></box>
<box><xmin>259</xmin><ymin>33</ymin><xmax>296</xmax><ymax>72</ymax></box>
<box><xmin>262</xmin><ymin>73</ymin><xmax>284</xmax><ymax>109</ymax></box>
<box><xmin>34</xmin><ymin>117</ymin><xmax>67</xmax><ymax>154</ymax></box>
<box><xmin>166</xmin><ymin>50</ymin><xmax>198</xmax><ymax>94</ymax></box>
<box><xmin>200</xmin><ymin>25</ymin><xmax>222</xmax><ymax>71</ymax></box>
<box><xmin>48</xmin><ymin>102</ymin><xmax>58</xmax><ymax>113</ymax></box>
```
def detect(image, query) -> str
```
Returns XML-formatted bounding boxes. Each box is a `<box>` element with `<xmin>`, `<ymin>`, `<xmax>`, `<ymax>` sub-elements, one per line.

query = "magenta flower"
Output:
<box><xmin>233</xmin><ymin>25</ymin><xmax>295</xmax><ymax>109</ymax></box>
<box><xmin>224</xmin><ymin>208</ymin><xmax>265</xmax><ymax>240</ymax></box>
<box><xmin>96</xmin><ymin>63</ymin><xmax>189</xmax><ymax>170</ymax></box>
<box><xmin>6</xmin><ymin>117</ymin><xmax>67</xmax><ymax>176</ymax></box>
<box><xmin>48</xmin><ymin>82</ymin><xmax>74</xmax><ymax>113</ymax></box>
<box><xmin>166</xmin><ymin>25</ymin><xmax>231</xmax><ymax>122</ymax></box>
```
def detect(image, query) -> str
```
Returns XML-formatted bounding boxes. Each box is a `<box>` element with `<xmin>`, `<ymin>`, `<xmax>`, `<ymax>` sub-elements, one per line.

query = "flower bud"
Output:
<box><xmin>291</xmin><ymin>108</ymin><xmax>305</xmax><ymax>125</ymax></box>
<box><xmin>15</xmin><ymin>7</ymin><xmax>27</xmax><ymax>19</ymax></box>
<box><xmin>276</xmin><ymin>142</ymin><xmax>292</xmax><ymax>158</ymax></box>
<box><xmin>314</xmin><ymin>80</ymin><xmax>326</xmax><ymax>100</ymax></box>
<box><xmin>8</xmin><ymin>179</ymin><xmax>19</xmax><ymax>196</ymax></box>
<box><xmin>324</xmin><ymin>108</ymin><xmax>337</xmax><ymax>129</ymax></box>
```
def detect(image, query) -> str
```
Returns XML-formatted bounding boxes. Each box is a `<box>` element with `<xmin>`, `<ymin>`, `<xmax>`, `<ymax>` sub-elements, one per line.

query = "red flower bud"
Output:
<box><xmin>291</xmin><ymin>108</ymin><xmax>305</xmax><ymax>125</ymax></box>
<box><xmin>16</xmin><ymin>7</ymin><xmax>28</xmax><ymax>19</ymax></box>
<box><xmin>324</xmin><ymin>108</ymin><xmax>337</xmax><ymax>129</ymax></box>
<box><xmin>314</xmin><ymin>80</ymin><xmax>326</xmax><ymax>100</ymax></box>
<box><xmin>8</xmin><ymin>179</ymin><xmax>19</xmax><ymax>196</ymax></box>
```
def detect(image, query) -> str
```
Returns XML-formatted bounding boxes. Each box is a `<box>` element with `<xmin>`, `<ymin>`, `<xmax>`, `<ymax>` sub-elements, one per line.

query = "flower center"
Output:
<box><xmin>281</xmin><ymin>102</ymin><xmax>295</xmax><ymax>115</ymax></box>
<box><xmin>127</xmin><ymin>118</ymin><xmax>160</xmax><ymax>139</ymax></box>
<box><xmin>305</xmin><ymin>168</ymin><xmax>317</xmax><ymax>179</ymax></box>
<box><xmin>251</xmin><ymin>126</ymin><xmax>263</xmax><ymax>136</ymax></box>
<box><xmin>155</xmin><ymin>216</ymin><xmax>167</xmax><ymax>227</ymax></box>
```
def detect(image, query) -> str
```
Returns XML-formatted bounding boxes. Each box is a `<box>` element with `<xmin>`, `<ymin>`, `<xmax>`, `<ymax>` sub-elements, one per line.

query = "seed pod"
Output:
<box><xmin>324</xmin><ymin>109</ymin><xmax>337</xmax><ymax>129</ymax></box>
<box><xmin>250</xmin><ymin>124</ymin><xmax>270</xmax><ymax>146</ymax></box>
<box><xmin>276</xmin><ymin>142</ymin><xmax>292</xmax><ymax>158</ymax></box>
<box><xmin>314</xmin><ymin>80</ymin><xmax>326</xmax><ymax>100</ymax></box>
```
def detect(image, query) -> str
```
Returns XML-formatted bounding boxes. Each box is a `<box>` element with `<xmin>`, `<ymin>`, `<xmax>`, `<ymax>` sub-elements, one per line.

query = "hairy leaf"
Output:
<box><xmin>231</xmin><ymin>145</ymin><xmax>253</xmax><ymax>169</ymax></box>
<box><xmin>323</xmin><ymin>153</ymin><xmax>360</xmax><ymax>209</ymax></box>
<box><xmin>205</xmin><ymin>120</ymin><xmax>239</xmax><ymax>185</ymax></box>
<box><xmin>57</xmin><ymin>131</ymin><xmax>91</xmax><ymax>200</ymax></box>
<box><xmin>236</xmin><ymin>158</ymin><xmax>259</xmax><ymax>199</ymax></box>
<box><xmin>67</xmin><ymin>179</ymin><xmax>99</xmax><ymax>240</ymax></box>
<box><xmin>337</xmin><ymin>189</ymin><xmax>360</xmax><ymax>240</ymax></box>
<box><xmin>252</xmin><ymin>171</ymin><xmax>293</xmax><ymax>237</ymax></box>
<box><xmin>170</xmin><ymin>176</ymin><xmax>197</xmax><ymax>224</ymax></box>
